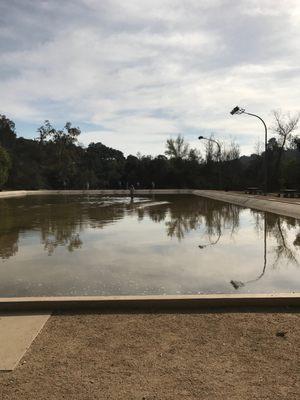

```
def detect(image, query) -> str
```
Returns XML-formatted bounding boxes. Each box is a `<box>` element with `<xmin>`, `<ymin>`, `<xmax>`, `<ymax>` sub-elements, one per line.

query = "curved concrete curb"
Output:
<box><xmin>0</xmin><ymin>190</ymin><xmax>27</xmax><ymax>198</ymax></box>
<box><xmin>192</xmin><ymin>190</ymin><xmax>300</xmax><ymax>220</ymax></box>
<box><xmin>0</xmin><ymin>189</ymin><xmax>193</xmax><ymax>198</ymax></box>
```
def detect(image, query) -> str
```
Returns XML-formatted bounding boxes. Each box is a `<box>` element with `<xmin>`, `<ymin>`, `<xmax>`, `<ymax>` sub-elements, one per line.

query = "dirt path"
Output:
<box><xmin>0</xmin><ymin>312</ymin><xmax>299</xmax><ymax>400</ymax></box>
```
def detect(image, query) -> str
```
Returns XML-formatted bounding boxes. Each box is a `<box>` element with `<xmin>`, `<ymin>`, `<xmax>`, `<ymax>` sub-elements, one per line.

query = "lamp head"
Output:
<box><xmin>198</xmin><ymin>136</ymin><xmax>204</xmax><ymax>140</ymax></box>
<box><xmin>230</xmin><ymin>106</ymin><xmax>245</xmax><ymax>115</ymax></box>
<box><xmin>230</xmin><ymin>106</ymin><xmax>240</xmax><ymax>115</ymax></box>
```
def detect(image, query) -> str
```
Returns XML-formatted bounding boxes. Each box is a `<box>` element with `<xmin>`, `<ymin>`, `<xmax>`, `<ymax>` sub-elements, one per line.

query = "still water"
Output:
<box><xmin>0</xmin><ymin>194</ymin><xmax>299</xmax><ymax>297</ymax></box>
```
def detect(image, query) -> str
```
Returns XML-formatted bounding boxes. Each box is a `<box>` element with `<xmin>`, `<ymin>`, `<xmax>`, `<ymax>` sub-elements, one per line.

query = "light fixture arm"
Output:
<box><xmin>230</xmin><ymin>106</ymin><xmax>268</xmax><ymax>194</ymax></box>
<box><xmin>198</xmin><ymin>136</ymin><xmax>221</xmax><ymax>159</ymax></box>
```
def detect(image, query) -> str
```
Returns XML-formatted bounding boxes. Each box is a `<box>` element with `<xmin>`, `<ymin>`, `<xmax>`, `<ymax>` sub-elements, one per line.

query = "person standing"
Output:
<box><xmin>130</xmin><ymin>184</ymin><xmax>135</xmax><ymax>198</ymax></box>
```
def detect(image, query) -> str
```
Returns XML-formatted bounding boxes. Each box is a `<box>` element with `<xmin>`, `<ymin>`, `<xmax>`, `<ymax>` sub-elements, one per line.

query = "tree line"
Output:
<box><xmin>0</xmin><ymin>112</ymin><xmax>299</xmax><ymax>191</ymax></box>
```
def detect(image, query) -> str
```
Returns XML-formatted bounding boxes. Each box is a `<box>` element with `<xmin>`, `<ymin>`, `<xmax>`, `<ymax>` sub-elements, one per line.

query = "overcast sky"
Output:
<box><xmin>1</xmin><ymin>0</ymin><xmax>300</xmax><ymax>156</ymax></box>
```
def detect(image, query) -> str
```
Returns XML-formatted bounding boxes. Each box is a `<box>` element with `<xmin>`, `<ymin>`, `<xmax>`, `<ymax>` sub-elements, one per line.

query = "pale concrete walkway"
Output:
<box><xmin>0</xmin><ymin>313</ymin><xmax>50</xmax><ymax>371</ymax></box>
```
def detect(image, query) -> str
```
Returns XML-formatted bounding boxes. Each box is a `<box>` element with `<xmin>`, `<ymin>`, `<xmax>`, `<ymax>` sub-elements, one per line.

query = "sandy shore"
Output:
<box><xmin>0</xmin><ymin>311</ymin><xmax>299</xmax><ymax>400</ymax></box>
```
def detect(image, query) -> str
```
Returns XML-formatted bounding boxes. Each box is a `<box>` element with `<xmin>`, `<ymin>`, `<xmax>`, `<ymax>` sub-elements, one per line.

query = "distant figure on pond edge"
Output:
<box><xmin>151</xmin><ymin>181</ymin><xmax>155</xmax><ymax>190</ymax></box>
<box><xmin>130</xmin><ymin>184</ymin><xmax>135</xmax><ymax>199</ymax></box>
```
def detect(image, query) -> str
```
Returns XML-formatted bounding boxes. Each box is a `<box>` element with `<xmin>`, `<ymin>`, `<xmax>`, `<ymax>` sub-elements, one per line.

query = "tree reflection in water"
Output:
<box><xmin>0</xmin><ymin>195</ymin><xmax>299</xmax><ymax>273</ymax></box>
<box><xmin>0</xmin><ymin>195</ymin><xmax>131</xmax><ymax>259</ymax></box>
<box><xmin>0</xmin><ymin>199</ymin><xmax>19</xmax><ymax>259</ymax></box>
<box><xmin>147</xmin><ymin>196</ymin><xmax>240</xmax><ymax>244</ymax></box>
<box><xmin>230</xmin><ymin>212</ymin><xmax>299</xmax><ymax>290</ymax></box>
<box><xmin>143</xmin><ymin>197</ymin><xmax>300</xmax><ymax>289</ymax></box>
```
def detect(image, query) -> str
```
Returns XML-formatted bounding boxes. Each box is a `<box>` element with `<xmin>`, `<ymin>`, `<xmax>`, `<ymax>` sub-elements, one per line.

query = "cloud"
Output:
<box><xmin>0</xmin><ymin>0</ymin><xmax>300</xmax><ymax>155</ymax></box>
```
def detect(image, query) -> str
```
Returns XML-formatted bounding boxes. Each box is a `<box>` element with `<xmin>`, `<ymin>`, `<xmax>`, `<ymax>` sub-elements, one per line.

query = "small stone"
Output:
<box><xmin>276</xmin><ymin>331</ymin><xmax>287</xmax><ymax>338</ymax></box>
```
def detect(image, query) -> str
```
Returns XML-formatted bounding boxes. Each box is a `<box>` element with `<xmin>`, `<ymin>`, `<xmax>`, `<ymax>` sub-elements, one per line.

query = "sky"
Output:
<box><xmin>1</xmin><ymin>0</ymin><xmax>300</xmax><ymax>156</ymax></box>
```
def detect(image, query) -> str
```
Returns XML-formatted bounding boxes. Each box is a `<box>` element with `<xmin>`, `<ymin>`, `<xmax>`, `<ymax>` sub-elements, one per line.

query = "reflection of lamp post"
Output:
<box><xmin>198</xmin><ymin>136</ymin><xmax>222</xmax><ymax>189</ymax></box>
<box><xmin>230</xmin><ymin>211</ymin><xmax>267</xmax><ymax>289</ymax></box>
<box><xmin>230</xmin><ymin>106</ymin><xmax>268</xmax><ymax>195</ymax></box>
<box><xmin>199</xmin><ymin>230</ymin><xmax>221</xmax><ymax>249</ymax></box>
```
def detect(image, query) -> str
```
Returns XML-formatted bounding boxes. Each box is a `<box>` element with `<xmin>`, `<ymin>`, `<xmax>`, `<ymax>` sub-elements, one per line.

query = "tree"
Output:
<box><xmin>37</xmin><ymin>121</ymin><xmax>81</xmax><ymax>188</ymax></box>
<box><xmin>0</xmin><ymin>115</ymin><xmax>17</xmax><ymax>149</ymax></box>
<box><xmin>221</xmin><ymin>139</ymin><xmax>240</xmax><ymax>162</ymax></box>
<box><xmin>0</xmin><ymin>145</ymin><xmax>11</xmax><ymax>188</ymax></box>
<box><xmin>292</xmin><ymin>136</ymin><xmax>300</xmax><ymax>152</ymax></box>
<box><xmin>204</xmin><ymin>134</ymin><xmax>220</xmax><ymax>163</ymax></box>
<box><xmin>188</xmin><ymin>148</ymin><xmax>202</xmax><ymax>162</ymax></box>
<box><xmin>37</xmin><ymin>120</ymin><xmax>81</xmax><ymax>145</ymax></box>
<box><xmin>165</xmin><ymin>135</ymin><xmax>190</xmax><ymax>159</ymax></box>
<box><xmin>272</xmin><ymin>110</ymin><xmax>299</xmax><ymax>186</ymax></box>
<box><xmin>86</xmin><ymin>142</ymin><xmax>125</xmax><ymax>188</ymax></box>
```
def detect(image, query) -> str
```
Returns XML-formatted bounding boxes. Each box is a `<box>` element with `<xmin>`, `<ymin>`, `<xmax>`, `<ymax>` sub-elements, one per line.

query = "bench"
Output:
<box><xmin>244</xmin><ymin>187</ymin><xmax>263</xmax><ymax>195</ymax></box>
<box><xmin>278</xmin><ymin>189</ymin><xmax>300</xmax><ymax>198</ymax></box>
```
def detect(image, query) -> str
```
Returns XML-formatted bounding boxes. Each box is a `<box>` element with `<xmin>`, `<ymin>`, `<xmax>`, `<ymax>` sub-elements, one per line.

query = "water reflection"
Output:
<box><xmin>0</xmin><ymin>233</ymin><xmax>19</xmax><ymax>259</ymax></box>
<box><xmin>230</xmin><ymin>212</ymin><xmax>299</xmax><ymax>290</ymax></box>
<box><xmin>0</xmin><ymin>195</ymin><xmax>148</xmax><ymax>258</ymax></box>
<box><xmin>160</xmin><ymin>199</ymin><xmax>240</xmax><ymax>244</ymax></box>
<box><xmin>230</xmin><ymin>213</ymin><xmax>267</xmax><ymax>290</ymax></box>
<box><xmin>1</xmin><ymin>195</ymin><xmax>300</xmax><ymax>264</ymax></box>
<box><xmin>0</xmin><ymin>194</ymin><xmax>300</xmax><ymax>297</ymax></box>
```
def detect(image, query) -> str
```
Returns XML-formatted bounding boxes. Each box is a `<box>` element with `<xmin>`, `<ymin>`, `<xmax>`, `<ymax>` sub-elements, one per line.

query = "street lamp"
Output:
<box><xmin>230</xmin><ymin>106</ymin><xmax>268</xmax><ymax>194</ymax></box>
<box><xmin>198</xmin><ymin>136</ymin><xmax>222</xmax><ymax>189</ymax></box>
<box><xmin>198</xmin><ymin>136</ymin><xmax>221</xmax><ymax>157</ymax></box>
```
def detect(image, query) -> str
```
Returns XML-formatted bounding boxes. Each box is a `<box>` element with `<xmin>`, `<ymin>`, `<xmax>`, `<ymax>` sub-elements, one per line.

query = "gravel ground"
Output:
<box><xmin>0</xmin><ymin>311</ymin><xmax>299</xmax><ymax>400</ymax></box>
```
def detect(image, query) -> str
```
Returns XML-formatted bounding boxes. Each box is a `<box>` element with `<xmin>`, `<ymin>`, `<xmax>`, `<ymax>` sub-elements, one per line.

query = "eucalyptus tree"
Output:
<box><xmin>37</xmin><ymin>120</ymin><xmax>81</xmax><ymax>188</ymax></box>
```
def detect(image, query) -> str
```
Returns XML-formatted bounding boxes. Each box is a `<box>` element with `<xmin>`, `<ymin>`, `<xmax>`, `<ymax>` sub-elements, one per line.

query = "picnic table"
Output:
<box><xmin>244</xmin><ymin>187</ymin><xmax>262</xmax><ymax>195</ymax></box>
<box><xmin>278</xmin><ymin>189</ymin><xmax>299</xmax><ymax>198</ymax></box>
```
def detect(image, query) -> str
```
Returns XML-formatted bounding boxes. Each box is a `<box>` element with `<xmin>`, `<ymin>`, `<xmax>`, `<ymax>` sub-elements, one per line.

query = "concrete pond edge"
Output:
<box><xmin>0</xmin><ymin>189</ymin><xmax>300</xmax><ymax>311</ymax></box>
<box><xmin>192</xmin><ymin>190</ymin><xmax>300</xmax><ymax>220</ymax></box>
<box><xmin>0</xmin><ymin>294</ymin><xmax>299</xmax><ymax>312</ymax></box>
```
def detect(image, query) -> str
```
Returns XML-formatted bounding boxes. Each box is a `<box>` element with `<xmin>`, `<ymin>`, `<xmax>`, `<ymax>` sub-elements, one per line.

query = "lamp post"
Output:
<box><xmin>198</xmin><ymin>136</ymin><xmax>222</xmax><ymax>189</ymax></box>
<box><xmin>230</xmin><ymin>106</ymin><xmax>268</xmax><ymax>195</ymax></box>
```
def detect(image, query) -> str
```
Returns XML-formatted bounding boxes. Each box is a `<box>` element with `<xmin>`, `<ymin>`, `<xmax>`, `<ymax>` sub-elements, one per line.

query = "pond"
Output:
<box><xmin>0</xmin><ymin>194</ymin><xmax>299</xmax><ymax>297</ymax></box>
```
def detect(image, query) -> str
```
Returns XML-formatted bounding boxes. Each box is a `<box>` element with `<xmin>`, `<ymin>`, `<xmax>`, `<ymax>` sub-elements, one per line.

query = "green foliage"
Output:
<box><xmin>0</xmin><ymin>145</ymin><xmax>11</xmax><ymax>188</ymax></box>
<box><xmin>1</xmin><ymin>115</ymin><xmax>300</xmax><ymax>191</ymax></box>
<box><xmin>0</xmin><ymin>115</ymin><xmax>16</xmax><ymax>149</ymax></box>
